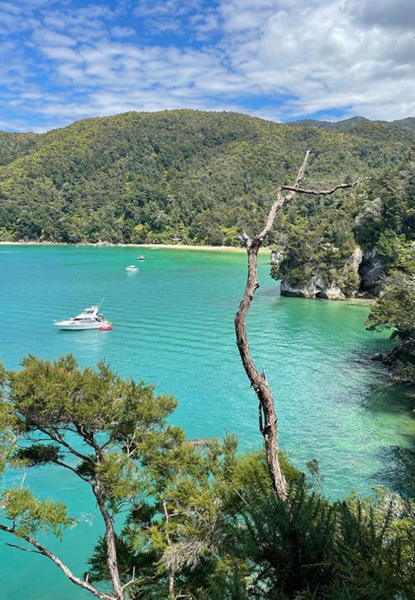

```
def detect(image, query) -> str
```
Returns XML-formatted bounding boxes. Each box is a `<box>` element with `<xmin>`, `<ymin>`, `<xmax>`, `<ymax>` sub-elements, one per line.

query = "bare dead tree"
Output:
<box><xmin>234</xmin><ymin>151</ymin><xmax>362</xmax><ymax>500</ymax></box>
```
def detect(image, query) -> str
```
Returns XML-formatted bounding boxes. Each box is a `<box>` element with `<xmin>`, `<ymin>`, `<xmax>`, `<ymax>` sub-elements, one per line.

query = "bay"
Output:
<box><xmin>0</xmin><ymin>245</ymin><xmax>414</xmax><ymax>600</ymax></box>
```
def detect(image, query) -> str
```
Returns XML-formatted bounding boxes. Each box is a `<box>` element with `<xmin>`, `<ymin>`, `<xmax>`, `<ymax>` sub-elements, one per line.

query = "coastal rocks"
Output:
<box><xmin>280</xmin><ymin>275</ymin><xmax>346</xmax><ymax>300</ymax></box>
<box><xmin>279</xmin><ymin>246</ymin><xmax>363</xmax><ymax>301</ymax></box>
<box><xmin>349</xmin><ymin>246</ymin><xmax>364</xmax><ymax>273</ymax></box>
<box><xmin>371</xmin><ymin>339</ymin><xmax>415</xmax><ymax>383</ymax></box>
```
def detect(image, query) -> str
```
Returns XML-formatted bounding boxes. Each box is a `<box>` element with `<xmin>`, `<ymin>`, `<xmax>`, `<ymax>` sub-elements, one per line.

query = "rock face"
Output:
<box><xmin>358</xmin><ymin>247</ymin><xmax>384</xmax><ymax>296</ymax></box>
<box><xmin>280</xmin><ymin>276</ymin><xmax>346</xmax><ymax>300</ymax></box>
<box><xmin>279</xmin><ymin>246</ymin><xmax>363</xmax><ymax>301</ymax></box>
<box><xmin>270</xmin><ymin>248</ymin><xmax>283</xmax><ymax>266</ymax></box>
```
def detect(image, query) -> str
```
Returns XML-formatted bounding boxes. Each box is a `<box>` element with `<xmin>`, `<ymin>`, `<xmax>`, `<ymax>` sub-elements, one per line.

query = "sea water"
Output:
<box><xmin>0</xmin><ymin>245</ymin><xmax>414</xmax><ymax>600</ymax></box>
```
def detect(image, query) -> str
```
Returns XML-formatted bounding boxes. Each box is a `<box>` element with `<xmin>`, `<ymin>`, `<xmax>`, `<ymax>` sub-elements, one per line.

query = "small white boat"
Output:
<box><xmin>54</xmin><ymin>304</ymin><xmax>112</xmax><ymax>331</ymax></box>
<box><xmin>126</xmin><ymin>265</ymin><xmax>138</xmax><ymax>272</ymax></box>
<box><xmin>137</xmin><ymin>255</ymin><xmax>146</xmax><ymax>260</ymax></box>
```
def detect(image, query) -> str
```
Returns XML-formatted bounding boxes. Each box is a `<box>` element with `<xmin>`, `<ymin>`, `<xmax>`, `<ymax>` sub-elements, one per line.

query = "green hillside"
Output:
<box><xmin>0</xmin><ymin>110</ymin><xmax>413</xmax><ymax>245</ymax></box>
<box><xmin>288</xmin><ymin>116</ymin><xmax>415</xmax><ymax>136</ymax></box>
<box><xmin>0</xmin><ymin>131</ymin><xmax>38</xmax><ymax>166</ymax></box>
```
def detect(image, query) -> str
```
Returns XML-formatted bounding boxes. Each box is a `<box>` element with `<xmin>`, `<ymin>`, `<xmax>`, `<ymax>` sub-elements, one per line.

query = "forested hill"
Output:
<box><xmin>288</xmin><ymin>116</ymin><xmax>415</xmax><ymax>136</ymax></box>
<box><xmin>0</xmin><ymin>109</ymin><xmax>414</xmax><ymax>244</ymax></box>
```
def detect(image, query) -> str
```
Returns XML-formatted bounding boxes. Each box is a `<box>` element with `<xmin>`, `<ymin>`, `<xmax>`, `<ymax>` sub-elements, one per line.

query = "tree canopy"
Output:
<box><xmin>0</xmin><ymin>110</ymin><xmax>413</xmax><ymax>245</ymax></box>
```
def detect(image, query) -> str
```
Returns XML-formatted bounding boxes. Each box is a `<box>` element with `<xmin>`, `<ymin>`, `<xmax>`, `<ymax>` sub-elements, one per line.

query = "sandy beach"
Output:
<box><xmin>0</xmin><ymin>241</ymin><xmax>271</xmax><ymax>253</ymax></box>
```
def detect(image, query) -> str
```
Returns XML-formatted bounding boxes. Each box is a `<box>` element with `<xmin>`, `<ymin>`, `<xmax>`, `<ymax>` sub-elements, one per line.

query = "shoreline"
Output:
<box><xmin>0</xmin><ymin>241</ymin><xmax>271</xmax><ymax>253</ymax></box>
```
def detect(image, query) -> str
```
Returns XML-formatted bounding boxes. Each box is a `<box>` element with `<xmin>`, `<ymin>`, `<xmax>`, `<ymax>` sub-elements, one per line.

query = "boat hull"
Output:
<box><xmin>54</xmin><ymin>321</ymin><xmax>111</xmax><ymax>331</ymax></box>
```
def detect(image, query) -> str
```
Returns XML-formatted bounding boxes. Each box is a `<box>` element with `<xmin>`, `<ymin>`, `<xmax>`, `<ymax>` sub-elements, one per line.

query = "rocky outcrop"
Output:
<box><xmin>271</xmin><ymin>248</ymin><xmax>284</xmax><ymax>266</ymax></box>
<box><xmin>280</xmin><ymin>275</ymin><xmax>346</xmax><ymax>300</ymax></box>
<box><xmin>372</xmin><ymin>339</ymin><xmax>415</xmax><ymax>383</ymax></box>
<box><xmin>279</xmin><ymin>246</ymin><xmax>363</xmax><ymax>300</ymax></box>
<box><xmin>349</xmin><ymin>246</ymin><xmax>364</xmax><ymax>274</ymax></box>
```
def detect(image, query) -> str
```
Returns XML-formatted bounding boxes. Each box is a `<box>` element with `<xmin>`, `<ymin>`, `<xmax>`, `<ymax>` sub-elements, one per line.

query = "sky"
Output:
<box><xmin>1</xmin><ymin>0</ymin><xmax>414</xmax><ymax>132</ymax></box>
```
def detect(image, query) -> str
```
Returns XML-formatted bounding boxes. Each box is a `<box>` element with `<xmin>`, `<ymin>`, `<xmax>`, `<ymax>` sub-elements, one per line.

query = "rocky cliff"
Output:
<box><xmin>272</xmin><ymin>244</ymin><xmax>364</xmax><ymax>301</ymax></box>
<box><xmin>272</xmin><ymin>244</ymin><xmax>390</xmax><ymax>301</ymax></box>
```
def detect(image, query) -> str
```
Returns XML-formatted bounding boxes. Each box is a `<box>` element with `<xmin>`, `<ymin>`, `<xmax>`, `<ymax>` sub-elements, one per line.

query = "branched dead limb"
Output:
<box><xmin>121</xmin><ymin>566</ymin><xmax>137</xmax><ymax>591</ymax></box>
<box><xmin>0</xmin><ymin>523</ymin><xmax>113</xmax><ymax>600</ymax></box>
<box><xmin>281</xmin><ymin>176</ymin><xmax>368</xmax><ymax>196</ymax></box>
<box><xmin>234</xmin><ymin>151</ymin><xmax>362</xmax><ymax>500</ymax></box>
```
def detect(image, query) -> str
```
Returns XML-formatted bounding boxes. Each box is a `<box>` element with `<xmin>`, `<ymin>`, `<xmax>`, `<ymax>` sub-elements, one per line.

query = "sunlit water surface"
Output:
<box><xmin>0</xmin><ymin>245</ymin><xmax>414</xmax><ymax>600</ymax></box>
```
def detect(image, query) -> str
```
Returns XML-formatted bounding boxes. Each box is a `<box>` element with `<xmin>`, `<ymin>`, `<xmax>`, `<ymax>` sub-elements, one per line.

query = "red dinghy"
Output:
<box><xmin>100</xmin><ymin>325</ymin><xmax>113</xmax><ymax>331</ymax></box>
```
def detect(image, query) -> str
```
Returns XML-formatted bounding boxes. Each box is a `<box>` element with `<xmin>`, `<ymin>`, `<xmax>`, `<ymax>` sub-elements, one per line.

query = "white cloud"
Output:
<box><xmin>217</xmin><ymin>0</ymin><xmax>415</xmax><ymax>119</ymax></box>
<box><xmin>110</xmin><ymin>25</ymin><xmax>136</xmax><ymax>38</ymax></box>
<box><xmin>1</xmin><ymin>0</ymin><xmax>415</xmax><ymax>131</ymax></box>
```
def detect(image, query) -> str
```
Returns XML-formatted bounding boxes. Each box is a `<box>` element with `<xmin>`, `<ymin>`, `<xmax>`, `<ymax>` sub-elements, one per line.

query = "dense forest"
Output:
<box><xmin>0</xmin><ymin>110</ymin><xmax>414</xmax><ymax>246</ymax></box>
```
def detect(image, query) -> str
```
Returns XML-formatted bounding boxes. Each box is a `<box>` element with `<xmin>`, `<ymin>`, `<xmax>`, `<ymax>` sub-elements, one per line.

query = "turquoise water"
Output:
<box><xmin>0</xmin><ymin>245</ymin><xmax>414</xmax><ymax>600</ymax></box>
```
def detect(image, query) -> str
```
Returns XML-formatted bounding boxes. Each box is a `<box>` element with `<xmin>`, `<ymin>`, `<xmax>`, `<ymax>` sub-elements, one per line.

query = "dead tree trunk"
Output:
<box><xmin>235</xmin><ymin>151</ymin><xmax>363</xmax><ymax>500</ymax></box>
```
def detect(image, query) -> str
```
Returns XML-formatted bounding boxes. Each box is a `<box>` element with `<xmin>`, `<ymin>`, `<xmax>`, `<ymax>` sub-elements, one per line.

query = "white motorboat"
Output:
<box><xmin>137</xmin><ymin>255</ymin><xmax>146</xmax><ymax>260</ymax></box>
<box><xmin>54</xmin><ymin>304</ymin><xmax>112</xmax><ymax>331</ymax></box>
<box><xmin>126</xmin><ymin>265</ymin><xmax>138</xmax><ymax>272</ymax></box>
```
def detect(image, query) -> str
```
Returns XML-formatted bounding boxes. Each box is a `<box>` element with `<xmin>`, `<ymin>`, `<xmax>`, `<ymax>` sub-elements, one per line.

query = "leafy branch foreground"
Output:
<box><xmin>0</xmin><ymin>356</ymin><xmax>415</xmax><ymax>600</ymax></box>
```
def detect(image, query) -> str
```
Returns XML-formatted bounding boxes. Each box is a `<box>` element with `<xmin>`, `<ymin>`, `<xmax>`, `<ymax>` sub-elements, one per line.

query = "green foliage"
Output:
<box><xmin>271</xmin><ymin>202</ymin><xmax>359</xmax><ymax>293</ymax></box>
<box><xmin>271</xmin><ymin>156</ymin><xmax>415</xmax><ymax>297</ymax></box>
<box><xmin>16</xmin><ymin>444</ymin><xmax>63</xmax><ymax>466</ymax></box>
<box><xmin>367</xmin><ymin>274</ymin><xmax>415</xmax><ymax>382</ymax></box>
<box><xmin>355</xmin><ymin>164</ymin><xmax>415</xmax><ymax>251</ymax></box>
<box><xmin>352</xmin><ymin>163</ymin><xmax>415</xmax><ymax>381</ymax></box>
<box><xmin>0</xmin><ymin>354</ymin><xmax>181</xmax><ymax>559</ymax></box>
<box><xmin>1</xmin><ymin>355</ymin><xmax>414</xmax><ymax>600</ymax></box>
<box><xmin>226</xmin><ymin>481</ymin><xmax>415</xmax><ymax>600</ymax></box>
<box><xmin>8</xmin><ymin>354</ymin><xmax>178</xmax><ymax>452</ymax></box>
<box><xmin>1</xmin><ymin>487</ymin><xmax>75</xmax><ymax>539</ymax></box>
<box><xmin>0</xmin><ymin>131</ymin><xmax>38</xmax><ymax>166</ymax></box>
<box><xmin>367</xmin><ymin>273</ymin><xmax>415</xmax><ymax>340</ymax></box>
<box><xmin>0</xmin><ymin>110</ymin><xmax>412</xmax><ymax>245</ymax></box>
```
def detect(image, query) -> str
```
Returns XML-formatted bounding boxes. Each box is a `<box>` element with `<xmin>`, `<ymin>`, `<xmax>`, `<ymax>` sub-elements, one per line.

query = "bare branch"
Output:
<box><xmin>54</xmin><ymin>459</ymin><xmax>91</xmax><ymax>483</ymax></box>
<box><xmin>235</xmin><ymin>150</ymin><xmax>364</xmax><ymax>501</ymax></box>
<box><xmin>163</xmin><ymin>500</ymin><xmax>176</xmax><ymax>600</ymax></box>
<box><xmin>6</xmin><ymin>542</ymin><xmax>43</xmax><ymax>554</ymax></box>
<box><xmin>34</xmin><ymin>425</ymin><xmax>93</xmax><ymax>464</ymax></box>
<box><xmin>0</xmin><ymin>524</ymin><xmax>113</xmax><ymax>600</ymax></box>
<box><xmin>121</xmin><ymin>567</ymin><xmax>136</xmax><ymax>591</ymax></box>
<box><xmin>281</xmin><ymin>177</ymin><xmax>368</xmax><ymax>196</ymax></box>
<box><xmin>255</xmin><ymin>150</ymin><xmax>311</xmax><ymax>243</ymax></box>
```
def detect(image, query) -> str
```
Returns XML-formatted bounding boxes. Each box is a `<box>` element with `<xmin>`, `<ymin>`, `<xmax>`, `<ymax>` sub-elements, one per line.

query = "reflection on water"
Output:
<box><xmin>57</xmin><ymin>329</ymin><xmax>110</xmax><ymax>354</ymax></box>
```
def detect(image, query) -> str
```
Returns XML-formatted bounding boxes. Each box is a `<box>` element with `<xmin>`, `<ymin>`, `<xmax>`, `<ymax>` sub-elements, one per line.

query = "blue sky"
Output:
<box><xmin>1</xmin><ymin>0</ymin><xmax>414</xmax><ymax>131</ymax></box>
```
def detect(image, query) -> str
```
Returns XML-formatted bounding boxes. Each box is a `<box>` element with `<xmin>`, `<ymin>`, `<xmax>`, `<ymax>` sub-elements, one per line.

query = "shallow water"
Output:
<box><xmin>0</xmin><ymin>245</ymin><xmax>414</xmax><ymax>599</ymax></box>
